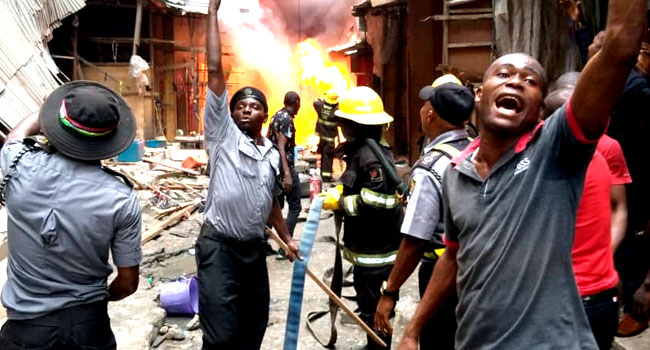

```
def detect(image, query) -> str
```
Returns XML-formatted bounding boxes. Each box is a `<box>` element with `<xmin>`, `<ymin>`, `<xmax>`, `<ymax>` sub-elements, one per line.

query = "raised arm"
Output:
<box><xmin>6</xmin><ymin>113</ymin><xmax>40</xmax><ymax>142</ymax></box>
<box><xmin>207</xmin><ymin>0</ymin><xmax>225</xmax><ymax>96</ymax></box>
<box><xmin>571</xmin><ymin>0</ymin><xmax>647</xmax><ymax>139</ymax></box>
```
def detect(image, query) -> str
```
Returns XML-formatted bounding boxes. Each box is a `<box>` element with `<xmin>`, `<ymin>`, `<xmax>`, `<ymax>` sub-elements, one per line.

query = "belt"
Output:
<box><xmin>581</xmin><ymin>287</ymin><xmax>618</xmax><ymax>304</ymax></box>
<box><xmin>342</xmin><ymin>247</ymin><xmax>398</xmax><ymax>267</ymax></box>
<box><xmin>283</xmin><ymin>197</ymin><xmax>324</xmax><ymax>350</ymax></box>
<box><xmin>423</xmin><ymin>247</ymin><xmax>446</xmax><ymax>260</ymax></box>
<box><xmin>199</xmin><ymin>223</ymin><xmax>263</xmax><ymax>247</ymax></box>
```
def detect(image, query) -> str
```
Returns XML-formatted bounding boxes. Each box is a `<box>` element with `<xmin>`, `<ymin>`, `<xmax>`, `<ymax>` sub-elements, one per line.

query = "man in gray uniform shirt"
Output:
<box><xmin>196</xmin><ymin>1</ymin><xmax>301</xmax><ymax>349</ymax></box>
<box><xmin>397</xmin><ymin>0</ymin><xmax>648</xmax><ymax>349</ymax></box>
<box><xmin>0</xmin><ymin>81</ymin><xmax>142</xmax><ymax>349</ymax></box>
<box><xmin>375</xmin><ymin>75</ymin><xmax>474</xmax><ymax>350</ymax></box>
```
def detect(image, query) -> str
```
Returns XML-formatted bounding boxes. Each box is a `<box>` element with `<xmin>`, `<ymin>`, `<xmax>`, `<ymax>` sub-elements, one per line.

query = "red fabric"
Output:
<box><xmin>514</xmin><ymin>121</ymin><xmax>544</xmax><ymax>153</ymax></box>
<box><xmin>565</xmin><ymin>98</ymin><xmax>599</xmax><ymax>144</ymax></box>
<box><xmin>443</xmin><ymin>234</ymin><xmax>459</xmax><ymax>249</ymax></box>
<box><xmin>451</xmin><ymin>137</ymin><xmax>480</xmax><ymax>168</ymax></box>
<box><xmin>597</xmin><ymin>135</ymin><xmax>632</xmax><ymax>185</ymax></box>
<box><xmin>572</xmin><ymin>137</ymin><xmax>631</xmax><ymax>296</ymax></box>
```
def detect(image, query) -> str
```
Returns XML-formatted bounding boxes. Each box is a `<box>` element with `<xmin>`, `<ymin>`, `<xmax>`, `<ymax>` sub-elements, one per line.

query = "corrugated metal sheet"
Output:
<box><xmin>164</xmin><ymin>0</ymin><xmax>208</xmax><ymax>15</ymax></box>
<box><xmin>0</xmin><ymin>0</ymin><xmax>85</xmax><ymax>137</ymax></box>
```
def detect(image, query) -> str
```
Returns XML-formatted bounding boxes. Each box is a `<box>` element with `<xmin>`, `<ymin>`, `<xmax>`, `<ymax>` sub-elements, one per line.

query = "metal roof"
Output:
<box><xmin>0</xmin><ymin>0</ymin><xmax>85</xmax><ymax>140</ymax></box>
<box><xmin>163</xmin><ymin>0</ymin><xmax>208</xmax><ymax>15</ymax></box>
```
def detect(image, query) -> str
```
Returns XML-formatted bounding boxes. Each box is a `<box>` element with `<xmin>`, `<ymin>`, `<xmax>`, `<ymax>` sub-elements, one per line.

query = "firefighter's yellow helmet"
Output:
<box><xmin>324</xmin><ymin>90</ymin><xmax>339</xmax><ymax>104</ymax></box>
<box><xmin>432</xmin><ymin>74</ymin><xmax>462</xmax><ymax>87</ymax></box>
<box><xmin>334</xmin><ymin>86</ymin><xmax>393</xmax><ymax>125</ymax></box>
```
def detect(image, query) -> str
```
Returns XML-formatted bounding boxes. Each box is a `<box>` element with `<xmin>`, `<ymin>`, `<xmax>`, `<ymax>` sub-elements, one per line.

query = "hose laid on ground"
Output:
<box><xmin>267</xmin><ymin>198</ymin><xmax>387</xmax><ymax>349</ymax></box>
<box><xmin>283</xmin><ymin>197</ymin><xmax>324</xmax><ymax>350</ymax></box>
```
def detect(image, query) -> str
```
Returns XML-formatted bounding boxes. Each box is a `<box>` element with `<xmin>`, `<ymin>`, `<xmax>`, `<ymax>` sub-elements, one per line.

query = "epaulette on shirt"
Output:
<box><xmin>412</xmin><ymin>140</ymin><xmax>470</xmax><ymax>183</ymax></box>
<box><xmin>412</xmin><ymin>150</ymin><xmax>445</xmax><ymax>183</ymax></box>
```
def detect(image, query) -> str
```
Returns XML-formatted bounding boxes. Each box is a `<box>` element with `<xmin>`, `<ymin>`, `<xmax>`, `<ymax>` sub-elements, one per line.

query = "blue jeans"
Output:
<box><xmin>582</xmin><ymin>287</ymin><xmax>619</xmax><ymax>350</ymax></box>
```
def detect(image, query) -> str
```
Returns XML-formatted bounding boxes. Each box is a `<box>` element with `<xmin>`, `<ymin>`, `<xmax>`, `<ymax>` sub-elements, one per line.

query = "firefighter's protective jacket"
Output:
<box><xmin>338</xmin><ymin>141</ymin><xmax>403</xmax><ymax>267</ymax></box>
<box><xmin>314</xmin><ymin>99</ymin><xmax>339</xmax><ymax>143</ymax></box>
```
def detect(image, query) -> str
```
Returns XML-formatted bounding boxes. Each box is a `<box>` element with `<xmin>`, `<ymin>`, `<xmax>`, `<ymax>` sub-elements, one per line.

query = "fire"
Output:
<box><xmin>216</xmin><ymin>0</ymin><xmax>358</xmax><ymax>147</ymax></box>
<box><xmin>293</xmin><ymin>39</ymin><xmax>356</xmax><ymax>147</ymax></box>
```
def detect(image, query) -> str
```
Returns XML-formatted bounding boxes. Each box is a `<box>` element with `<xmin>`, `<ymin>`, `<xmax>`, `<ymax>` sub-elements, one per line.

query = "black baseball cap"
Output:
<box><xmin>419</xmin><ymin>83</ymin><xmax>475</xmax><ymax>126</ymax></box>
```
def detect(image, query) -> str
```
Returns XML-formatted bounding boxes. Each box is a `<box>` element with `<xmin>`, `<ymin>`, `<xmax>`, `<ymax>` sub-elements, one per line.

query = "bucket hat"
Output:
<box><xmin>39</xmin><ymin>81</ymin><xmax>136</xmax><ymax>161</ymax></box>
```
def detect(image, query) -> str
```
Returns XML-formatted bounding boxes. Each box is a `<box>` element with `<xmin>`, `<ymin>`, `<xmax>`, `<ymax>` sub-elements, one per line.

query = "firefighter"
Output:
<box><xmin>313</xmin><ymin>90</ymin><xmax>340</xmax><ymax>182</ymax></box>
<box><xmin>321</xmin><ymin>86</ymin><xmax>404</xmax><ymax>349</ymax></box>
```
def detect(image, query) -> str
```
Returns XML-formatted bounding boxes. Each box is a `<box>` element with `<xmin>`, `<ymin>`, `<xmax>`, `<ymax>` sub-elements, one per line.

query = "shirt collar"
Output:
<box><xmin>244</xmin><ymin>134</ymin><xmax>274</xmax><ymax>156</ymax></box>
<box><xmin>423</xmin><ymin>129</ymin><xmax>469</xmax><ymax>154</ymax></box>
<box><xmin>450</xmin><ymin>121</ymin><xmax>544</xmax><ymax>167</ymax></box>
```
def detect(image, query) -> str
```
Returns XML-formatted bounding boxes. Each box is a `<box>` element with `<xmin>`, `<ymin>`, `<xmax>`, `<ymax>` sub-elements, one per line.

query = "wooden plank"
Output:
<box><xmin>449</xmin><ymin>8</ymin><xmax>492</xmax><ymax>14</ymax></box>
<box><xmin>448</xmin><ymin>41</ymin><xmax>494</xmax><ymax>48</ymax></box>
<box><xmin>433</xmin><ymin>14</ymin><xmax>493</xmax><ymax>21</ymax></box>
<box><xmin>447</xmin><ymin>0</ymin><xmax>484</xmax><ymax>6</ymax></box>
<box><xmin>142</xmin><ymin>200</ymin><xmax>200</xmax><ymax>244</ymax></box>
<box><xmin>142</xmin><ymin>158</ymin><xmax>201</xmax><ymax>176</ymax></box>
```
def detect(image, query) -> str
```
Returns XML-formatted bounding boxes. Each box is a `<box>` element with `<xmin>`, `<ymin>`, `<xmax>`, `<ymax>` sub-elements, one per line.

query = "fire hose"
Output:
<box><xmin>266</xmin><ymin>197</ymin><xmax>387</xmax><ymax>349</ymax></box>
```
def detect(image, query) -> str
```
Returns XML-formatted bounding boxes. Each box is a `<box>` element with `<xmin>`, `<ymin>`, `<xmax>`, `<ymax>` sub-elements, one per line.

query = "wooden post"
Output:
<box><xmin>133</xmin><ymin>0</ymin><xmax>143</xmax><ymax>56</ymax></box>
<box><xmin>72</xmin><ymin>15</ymin><xmax>79</xmax><ymax>80</ymax></box>
<box><xmin>149</xmin><ymin>12</ymin><xmax>158</xmax><ymax>137</ymax></box>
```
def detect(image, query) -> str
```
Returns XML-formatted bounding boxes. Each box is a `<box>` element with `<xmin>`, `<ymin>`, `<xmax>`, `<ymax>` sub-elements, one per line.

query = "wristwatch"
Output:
<box><xmin>380</xmin><ymin>280</ymin><xmax>399</xmax><ymax>302</ymax></box>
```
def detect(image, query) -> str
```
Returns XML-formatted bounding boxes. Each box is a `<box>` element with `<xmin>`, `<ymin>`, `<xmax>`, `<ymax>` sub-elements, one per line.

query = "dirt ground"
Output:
<box><xmin>116</xmin><ymin>198</ymin><xmax>421</xmax><ymax>350</ymax></box>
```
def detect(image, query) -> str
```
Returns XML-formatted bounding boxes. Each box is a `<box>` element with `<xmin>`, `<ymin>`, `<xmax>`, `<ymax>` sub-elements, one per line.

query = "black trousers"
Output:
<box><xmin>0</xmin><ymin>300</ymin><xmax>116</xmax><ymax>350</ymax></box>
<box><xmin>195</xmin><ymin>224</ymin><xmax>270</xmax><ymax>350</ymax></box>
<box><xmin>318</xmin><ymin>140</ymin><xmax>335</xmax><ymax>180</ymax></box>
<box><xmin>418</xmin><ymin>260</ymin><xmax>457</xmax><ymax>350</ymax></box>
<box><xmin>583</xmin><ymin>287</ymin><xmax>619</xmax><ymax>350</ymax></box>
<box><xmin>353</xmin><ymin>264</ymin><xmax>393</xmax><ymax>350</ymax></box>
<box><xmin>615</xmin><ymin>230</ymin><xmax>650</xmax><ymax>312</ymax></box>
<box><xmin>277</xmin><ymin>170</ymin><xmax>301</xmax><ymax>236</ymax></box>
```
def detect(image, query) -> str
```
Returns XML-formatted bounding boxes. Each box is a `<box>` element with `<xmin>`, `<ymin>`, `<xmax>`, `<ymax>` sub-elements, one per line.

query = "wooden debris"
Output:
<box><xmin>159</xmin><ymin>183</ymin><xmax>206</xmax><ymax>190</ymax></box>
<box><xmin>153</xmin><ymin>200</ymin><xmax>197</xmax><ymax>219</ymax></box>
<box><xmin>154</xmin><ymin>171</ymin><xmax>186</xmax><ymax>181</ymax></box>
<box><xmin>143</xmin><ymin>158</ymin><xmax>201</xmax><ymax>176</ymax></box>
<box><xmin>142</xmin><ymin>200</ymin><xmax>201</xmax><ymax>244</ymax></box>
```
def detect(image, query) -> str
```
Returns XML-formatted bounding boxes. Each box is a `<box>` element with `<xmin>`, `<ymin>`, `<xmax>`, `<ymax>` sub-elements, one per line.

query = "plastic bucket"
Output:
<box><xmin>160</xmin><ymin>277</ymin><xmax>199</xmax><ymax>315</ymax></box>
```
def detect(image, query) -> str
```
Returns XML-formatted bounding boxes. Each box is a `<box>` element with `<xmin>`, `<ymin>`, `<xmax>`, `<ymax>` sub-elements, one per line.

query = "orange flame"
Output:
<box><xmin>293</xmin><ymin>39</ymin><xmax>356</xmax><ymax>146</ymax></box>
<box><xmin>217</xmin><ymin>1</ymin><xmax>358</xmax><ymax>147</ymax></box>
